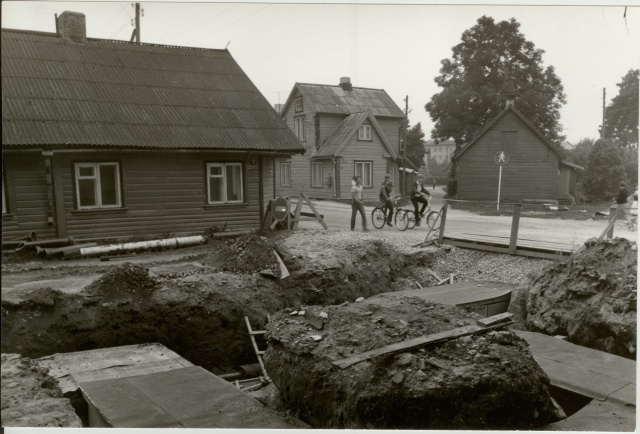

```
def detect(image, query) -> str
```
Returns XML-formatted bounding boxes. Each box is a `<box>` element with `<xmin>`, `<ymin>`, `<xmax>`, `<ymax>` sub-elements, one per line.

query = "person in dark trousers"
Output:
<box><xmin>351</xmin><ymin>176</ymin><xmax>368</xmax><ymax>231</ymax></box>
<box><xmin>410</xmin><ymin>175</ymin><xmax>431</xmax><ymax>226</ymax></box>
<box><xmin>379</xmin><ymin>174</ymin><xmax>394</xmax><ymax>226</ymax></box>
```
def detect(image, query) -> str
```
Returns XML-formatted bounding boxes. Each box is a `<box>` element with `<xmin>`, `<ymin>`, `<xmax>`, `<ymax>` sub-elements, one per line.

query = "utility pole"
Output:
<box><xmin>402</xmin><ymin>96</ymin><xmax>408</xmax><ymax>195</ymax></box>
<box><xmin>130</xmin><ymin>3</ymin><xmax>141</xmax><ymax>44</ymax></box>
<box><xmin>602</xmin><ymin>87</ymin><xmax>606</xmax><ymax>140</ymax></box>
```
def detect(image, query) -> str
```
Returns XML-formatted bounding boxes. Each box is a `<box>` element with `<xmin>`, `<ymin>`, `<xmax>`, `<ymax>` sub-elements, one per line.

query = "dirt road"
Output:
<box><xmin>297</xmin><ymin>188</ymin><xmax>636</xmax><ymax>248</ymax></box>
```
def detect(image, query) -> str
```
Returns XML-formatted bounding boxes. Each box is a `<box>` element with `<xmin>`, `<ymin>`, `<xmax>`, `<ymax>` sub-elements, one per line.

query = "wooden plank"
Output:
<box><xmin>300</xmin><ymin>191</ymin><xmax>328</xmax><ymax>229</ymax></box>
<box><xmin>509</xmin><ymin>204</ymin><xmax>521</xmax><ymax>254</ymax></box>
<box><xmin>438</xmin><ymin>200</ymin><xmax>448</xmax><ymax>243</ymax></box>
<box><xmin>332</xmin><ymin>319</ymin><xmax>513</xmax><ymax>369</ymax></box>
<box><xmin>477</xmin><ymin>312</ymin><xmax>513</xmax><ymax>326</ymax></box>
<box><xmin>442</xmin><ymin>238</ymin><xmax>568</xmax><ymax>260</ymax></box>
<box><xmin>458</xmin><ymin>233</ymin><xmax>575</xmax><ymax>251</ymax></box>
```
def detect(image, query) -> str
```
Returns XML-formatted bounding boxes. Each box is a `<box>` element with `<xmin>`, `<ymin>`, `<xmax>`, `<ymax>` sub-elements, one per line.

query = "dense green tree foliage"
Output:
<box><xmin>602</xmin><ymin>69</ymin><xmax>639</xmax><ymax>149</ymax></box>
<box><xmin>426</xmin><ymin>16</ymin><xmax>566</xmax><ymax>152</ymax></box>
<box><xmin>582</xmin><ymin>139</ymin><xmax>628</xmax><ymax>200</ymax></box>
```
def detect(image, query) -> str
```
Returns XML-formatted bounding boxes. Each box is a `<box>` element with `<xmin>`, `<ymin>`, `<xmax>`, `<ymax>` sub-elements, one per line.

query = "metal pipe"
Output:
<box><xmin>79</xmin><ymin>235</ymin><xmax>207</xmax><ymax>258</ymax></box>
<box><xmin>36</xmin><ymin>243</ymin><xmax>98</xmax><ymax>258</ymax></box>
<box><xmin>14</xmin><ymin>236</ymin><xmax>74</xmax><ymax>252</ymax></box>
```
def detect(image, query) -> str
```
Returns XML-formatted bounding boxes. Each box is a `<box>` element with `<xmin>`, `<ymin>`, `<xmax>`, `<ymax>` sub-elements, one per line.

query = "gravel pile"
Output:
<box><xmin>280</xmin><ymin>228</ymin><xmax>554</xmax><ymax>287</ymax></box>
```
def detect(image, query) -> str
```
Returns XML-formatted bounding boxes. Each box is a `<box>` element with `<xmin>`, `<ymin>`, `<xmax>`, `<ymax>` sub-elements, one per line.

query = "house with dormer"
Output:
<box><xmin>276</xmin><ymin>77</ymin><xmax>405</xmax><ymax>199</ymax></box>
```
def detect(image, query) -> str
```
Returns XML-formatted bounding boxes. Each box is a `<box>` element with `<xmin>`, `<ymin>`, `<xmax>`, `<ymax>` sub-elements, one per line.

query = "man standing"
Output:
<box><xmin>411</xmin><ymin>175</ymin><xmax>431</xmax><ymax>226</ymax></box>
<box><xmin>351</xmin><ymin>176</ymin><xmax>368</xmax><ymax>231</ymax></box>
<box><xmin>379</xmin><ymin>174</ymin><xmax>394</xmax><ymax>226</ymax></box>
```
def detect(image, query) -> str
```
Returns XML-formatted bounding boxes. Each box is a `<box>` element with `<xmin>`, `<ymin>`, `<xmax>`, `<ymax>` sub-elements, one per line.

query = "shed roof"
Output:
<box><xmin>281</xmin><ymin>83</ymin><xmax>404</xmax><ymax>118</ymax></box>
<box><xmin>1</xmin><ymin>29</ymin><xmax>304</xmax><ymax>154</ymax></box>
<box><xmin>310</xmin><ymin>110</ymin><xmax>399</xmax><ymax>160</ymax></box>
<box><xmin>452</xmin><ymin>104</ymin><xmax>565</xmax><ymax>161</ymax></box>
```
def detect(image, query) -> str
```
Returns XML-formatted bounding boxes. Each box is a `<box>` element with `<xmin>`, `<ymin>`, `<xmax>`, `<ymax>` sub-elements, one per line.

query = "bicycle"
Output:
<box><xmin>371</xmin><ymin>195</ymin><xmax>402</xmax><ymax>229</ymax></box>
<box><xmin>395</xmin><ymin>197</ymin><xmax>441</xmax><ymax>231</ymax></box>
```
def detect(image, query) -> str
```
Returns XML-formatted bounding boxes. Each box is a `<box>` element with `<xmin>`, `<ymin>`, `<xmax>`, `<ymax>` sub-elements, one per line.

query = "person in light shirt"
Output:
<box><xmin>351</xmin><ymin>176</ymin><xmax>368</xmax><ymax>231</ymax></box>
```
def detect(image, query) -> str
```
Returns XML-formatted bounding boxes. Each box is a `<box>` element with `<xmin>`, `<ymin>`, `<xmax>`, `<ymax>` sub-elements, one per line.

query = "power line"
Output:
<box><xmin>196</xmin><ymin>4</ymin><xmax>272</xmax><ymax>41</ymax></box>
<box><xmin>168</xmin><ymin>4</ymin><xmax>238</xmax><ymax>43</ymax></box>
<box><xmin>97</xmin><ymin>3</ymin><xmax>129</xmax><ymax>37</ymax></box>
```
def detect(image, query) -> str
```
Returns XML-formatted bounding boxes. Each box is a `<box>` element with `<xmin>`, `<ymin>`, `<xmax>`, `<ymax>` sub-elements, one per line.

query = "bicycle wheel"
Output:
<box><xmin>394</xmin><ymin>209</ymin><xmax>409</xmax><ymax>231</ymax></box>
<box><xmin>371</xmin><ymin>208</ymin><xmax>386</xmax><ymax>229</ymax></box>
<box><xmin>426</xmin><ymin>210</ymin><xmax>441</xmax><ymax>230</ymax></box>
<box><xmin>405</xmin><ymin>210</ymin><xmax>417</xmax><ymax>229</ymax></box>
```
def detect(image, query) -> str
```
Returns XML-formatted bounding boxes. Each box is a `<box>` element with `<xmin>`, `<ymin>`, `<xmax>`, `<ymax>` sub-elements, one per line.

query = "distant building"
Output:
<box><xmin>277</xmin><ymin>77</ymin><xmax>404</xmax><ymax>199</ymax></box>
<box><xmin>424</xmin><ymin>139</ymin><xmax>456</xmax><ymax>167</ymax></box>
<box><xmin>452</xmin><ymin>100</ymin><xmax>583</xmax><ymax>200</ymax></box>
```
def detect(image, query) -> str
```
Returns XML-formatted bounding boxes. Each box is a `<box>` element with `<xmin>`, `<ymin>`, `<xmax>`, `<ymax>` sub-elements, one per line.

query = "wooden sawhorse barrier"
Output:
<box><xmin>261</xmin><ymin>191</ymin><xmax>328</xmax><ymax>231</ymax></box>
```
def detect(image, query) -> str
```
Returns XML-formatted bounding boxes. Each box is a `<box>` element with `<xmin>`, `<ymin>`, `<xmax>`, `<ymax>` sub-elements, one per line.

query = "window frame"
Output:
<box><xmin>358</xmin><ymin>124</ymin><xmax>372</xmax><ymax>141</ymax></box>
<box><xmin>294</xmin><ymin>116</ymin><xmax>306</xmax><ymax>142</ymax></box>
<box><xmin>354</xmin><ymin>161</ymin><xmax>373</xmax><ymax>188</ymax></box>
<box><xmin>294</xmin><ymin>97</ymin><xmax>303</xmax><ymax>112</ymax></box>
<box><xmin>206</xmin><ymin>162</ymin><xmax>244</xmax><ymax>205</ymax></box>
<box><xmin>310</xmin><ymin>161</ymin><xmax>323</xmax><ymax>188</ymax></box>
<box><xmin>74</xmin><ymin>162</ymin><xmax>122</xmax><ymax>210</ymax></box>
<box><xmin>280</xmin><ymin>162</ymin><xmax>291</xmax><ymax>187</ymax></box>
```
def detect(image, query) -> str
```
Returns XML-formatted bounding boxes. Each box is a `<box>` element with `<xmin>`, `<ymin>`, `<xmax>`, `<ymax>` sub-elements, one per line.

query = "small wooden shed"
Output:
<box><xmin>452</xmin><ymin>101</ymin><xmax>583</xmax><ymax>201</ymax></box>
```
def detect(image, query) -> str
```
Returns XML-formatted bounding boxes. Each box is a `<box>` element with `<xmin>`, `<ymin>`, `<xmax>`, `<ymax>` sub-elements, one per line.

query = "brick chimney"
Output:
<box><xmin>339</xmin><ymin>77</ymin><xmax>353</xmax><ymax>92</ymax></box>
<box><xmin>56</xmin><ymin>11</ymin><xmax>87</xmax><ymax>43</ymax></box>
<box><xmin>505</xmin><ymin>99</ymin><xmax>515</xmax><ymax>109</ymax></box>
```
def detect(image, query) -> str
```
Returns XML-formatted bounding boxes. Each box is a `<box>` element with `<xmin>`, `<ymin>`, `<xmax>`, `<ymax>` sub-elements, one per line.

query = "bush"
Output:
<box><xmin>582</xmin><ymin>139</ymin><xmax>627</xmax><ymax>200</ymax></box>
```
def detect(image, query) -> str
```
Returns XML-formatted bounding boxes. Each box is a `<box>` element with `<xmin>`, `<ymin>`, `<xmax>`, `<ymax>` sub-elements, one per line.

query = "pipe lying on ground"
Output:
<box><xmin>79</xmin><ymin>235</ymin><xmax>207</xmax><ymax>258</ymax></box>
<box><xmin>2</xmin><ymin>232</ymin><xmax>39</xmax><ymax>249</ymax></box>
<box><xmin>36</xmin><ymin>243</ymin><xmax>98</xmax><ymax>259</ymax></box>
<box><xmin>14</xmin><ymin>236</ymin><xmax>74</xmax><ymax>252</ymax></box>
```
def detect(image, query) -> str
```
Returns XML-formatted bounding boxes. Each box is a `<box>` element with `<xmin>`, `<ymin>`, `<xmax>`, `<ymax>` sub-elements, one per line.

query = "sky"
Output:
<box><xmin>1</xmin><ymin>1</ymin><xmax>639</xmax><ymax>146</ymax></box>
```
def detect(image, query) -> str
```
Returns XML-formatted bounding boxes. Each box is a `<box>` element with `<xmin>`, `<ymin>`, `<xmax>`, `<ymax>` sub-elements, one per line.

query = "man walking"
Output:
<box><xmin>351</xmin><ymin>176</ymin><xmax>368</xmax><ymax>231</ymax></box>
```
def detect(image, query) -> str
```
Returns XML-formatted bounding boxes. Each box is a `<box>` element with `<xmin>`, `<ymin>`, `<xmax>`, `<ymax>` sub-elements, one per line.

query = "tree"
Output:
<box><xmin>582</xmin><ymin>139</ymin><xmax>627</xmax><ymax>201</ymax></box>
<box><xmin>405</xmin><ymin>122</ymin><xmax>426</xmax><ymax>169</ymax></box>
<box><xmin>425</xmin><ymin>16</ymin><xmax>566</xmax><ymax>152</ymax></box>
<box><xmin>602</xmin><ymin>69</ymin><xmax>639</xmax><ymax>149</ymax></box>
<box><xmin>565</xmin><ymin>138</ymin><xmax>595</xmax><ymax>169</ymax></box>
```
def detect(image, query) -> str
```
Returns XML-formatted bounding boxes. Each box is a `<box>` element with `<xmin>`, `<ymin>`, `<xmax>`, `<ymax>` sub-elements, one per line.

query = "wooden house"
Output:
<box><xmin>452</xmin><ymin>101</ymin><xmax>583</xmax><ymax>201</ymax></box>
<box><xmin>276</xmin><ymin>78</ymin><xmax>405</xmax><ymax>199</ymax></box>
<box><xmin>1</xmin><ymin>11</ymin><xmax>304</xmax><ymax>241</ymax></box>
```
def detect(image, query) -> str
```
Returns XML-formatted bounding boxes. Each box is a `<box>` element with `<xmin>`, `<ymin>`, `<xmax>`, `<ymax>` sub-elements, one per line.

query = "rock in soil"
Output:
<box><xmin>264</xmin><ymin>295</ymin><xmax>562</xmax><ymax>429</ymax></box>
<box><xmin>526</xmin><ymin>237</ymin><xmax>637</xmax><ymax>359</ymax></box>
<box><xmin>1</xmin><ymin>353</ymin><xmax>82</xmax><ymax>427</ymax></box>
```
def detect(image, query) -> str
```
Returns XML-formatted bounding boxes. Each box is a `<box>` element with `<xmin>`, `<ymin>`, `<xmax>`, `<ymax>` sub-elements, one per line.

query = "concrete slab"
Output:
<box><xmin>79</xmin><ymin>366</ymin><xmax>295</xmax><ymax>429</ymax></box>
<box><xmin>544</xmin><ymin>399</ymin><xmax>636</xmax><ymax>432</ymax></box>
<box><xmin>35</xmin><ymin>343</ymin><xmax>194</xmax><ymax>394</ymax></box>
<box><xmin>516</xmin><ymin>331</ymin><xmax>636</xmax><ymax>405</ymax></box>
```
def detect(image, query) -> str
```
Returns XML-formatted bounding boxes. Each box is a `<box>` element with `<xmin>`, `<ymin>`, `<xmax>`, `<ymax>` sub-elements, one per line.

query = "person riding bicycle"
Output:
<box><xmin>379</xmin><ymin>174</ymin><xmax>394</xmax><ymax>226</ymax></box>
<box><xmin>410</xmin><ymin>175</ymin><xmax>431</xmax><ymax>226</ymax></box>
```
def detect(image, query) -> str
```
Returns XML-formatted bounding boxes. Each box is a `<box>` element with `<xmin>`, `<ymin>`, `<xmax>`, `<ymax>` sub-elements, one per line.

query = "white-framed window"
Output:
<box><xmin>280</xmin><ymin>162</ymin><xmax>291</xmax><ymax>187</ymax></box>
<box><xmin>311</xmin><ymin>162</ymin><xmax>323</xmax><ymax>187</ymax></box>
<box><xmin>207</xmin><ymin>163</ymin><xmax>243</xmax><ymax>204</ymax></box>
<box><xmin>354</xmin><ymin>161</ymin><xmax>372</xmax><ymax>187</ymax></box>
<box><xmin>74</xmin><ymin>162</ymin><xmax>121</xmax><ymax>210</ymax></box>
<box><xmin>294</xmin><ymin>97</ymin><xmax>303</xmax><ymax>112</ymax></box>
<box><xmin>358</xmin><ymin>124</ymin><xmax>372</xmax><ymax>140</ymax></box>
<box><xmin>294</xmin><ymin>117</ymin><xmax>306</xmax><ymax>141</ymax></box>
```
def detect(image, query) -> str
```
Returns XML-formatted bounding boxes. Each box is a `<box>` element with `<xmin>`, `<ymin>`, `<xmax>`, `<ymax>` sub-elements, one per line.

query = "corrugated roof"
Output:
<box><xmin>1</xmin><ymin>29</ymin><xmax>304</xmax><ymax>153</ymax></box>
<box><xmin>281</xmin><ymin>83</ymin><xmax>404</xmax><ymax>118</ymax></box>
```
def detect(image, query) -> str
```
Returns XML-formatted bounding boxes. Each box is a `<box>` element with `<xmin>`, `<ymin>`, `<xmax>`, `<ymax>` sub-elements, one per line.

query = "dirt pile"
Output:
<box><xmin>206</xmin><ymin>234</ymin><xmax>279</xmax><ymax>275</ymax></box>
<box><xmin>84</xmin><ymin>263</ymin><xmax>159</xmax><ymax>300</ymax></box>
<box><xmin>1</xmin><ymin>353</ymin><xmax>81</xmax><ymax>427</ymax></box>
<box><xmin>525</xmin><ymin>237</ymin><xmax>637</xmax><ymax>359</ymax></box>
<box><xmin>264</xmin><ymin>295</ymin><xmax>562</xmax><ymax>429</ymax></box>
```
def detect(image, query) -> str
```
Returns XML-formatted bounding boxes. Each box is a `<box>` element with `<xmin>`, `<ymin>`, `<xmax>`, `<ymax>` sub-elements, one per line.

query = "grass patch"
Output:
<box><xmin>448</xmin><ymin>200</ymin><xmax>614</xmax><ymax>221</ymax></box>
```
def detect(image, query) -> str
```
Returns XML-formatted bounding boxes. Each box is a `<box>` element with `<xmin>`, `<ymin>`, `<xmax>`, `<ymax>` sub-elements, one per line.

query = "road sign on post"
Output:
<box><xmin>494</xmin><ymin>151</ymin><xmax>509</xmax><ymax>210</ymax></box>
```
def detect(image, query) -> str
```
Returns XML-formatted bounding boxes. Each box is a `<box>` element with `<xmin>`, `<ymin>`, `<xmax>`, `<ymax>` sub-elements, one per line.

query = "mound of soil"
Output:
<box><xmin>84</xmin><ymin>263</ymin><xmax>159</xmax><ymax>300</ymax></box>
<box><xmin>206</xmin><ymin>234</ymin><xmax>279</xmax><ymax>275</ymax></box>
<box><xmin>264</xmin><ymin>295</ymin><xmax>562</xmax><ymax>429</ymax></box>
<box><xmin>525</xmin><ymin>237</ymin><xmax>637</xmax><ymax>359</ymax></box>
<box><xmin>1</xmin><ymin>353</ymin><xmax>81</xmax><ymax>427</ymax></box>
